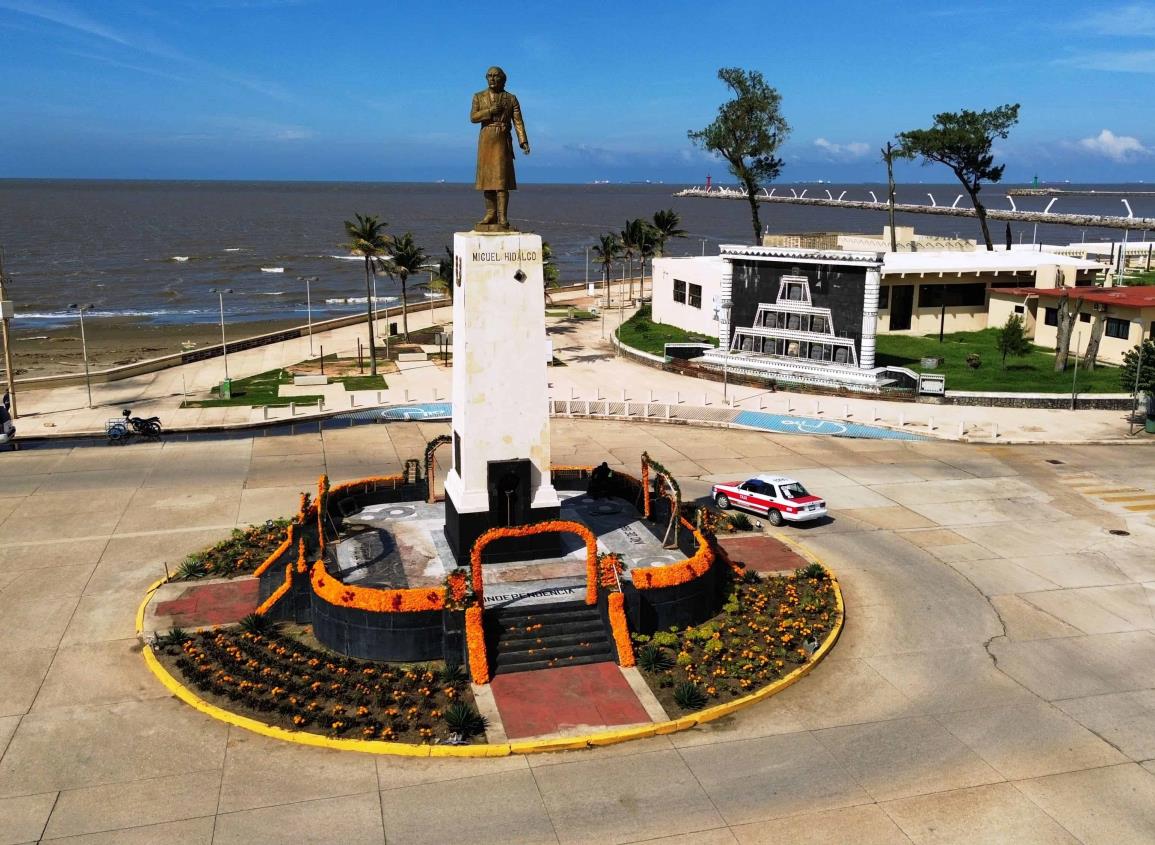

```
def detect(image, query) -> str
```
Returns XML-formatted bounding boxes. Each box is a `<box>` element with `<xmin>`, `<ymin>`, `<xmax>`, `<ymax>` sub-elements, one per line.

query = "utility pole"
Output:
<box><xmin>0</xmin><ymin>250</ymin><xmax>17</xmax><ymax>418</ymax></box>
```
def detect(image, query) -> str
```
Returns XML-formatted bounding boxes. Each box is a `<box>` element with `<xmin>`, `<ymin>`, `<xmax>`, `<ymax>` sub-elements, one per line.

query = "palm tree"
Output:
<box><xmin>650</xmin><ymin>209</ymin><xmax>687</xmax><ymax>257</ymax></box>
<box><xmin>636</xmin><ymin>224</ymin><xmax>657</xmax><ymax>300</ymax></box>
<box><xmin>420</xmin><ymin>246</ymin><xmax>454</xmax><ymax>308</ymax></box>
<box><xmin>343</xmin><ymin>213</ymin><xmax>389</xmax><ymax>375</ymax></box>
<box><xmin>382</xmin><ymin>232</ymin><xmax>428</xmax><ymax>341</ymax></box>
<box><xmin>620</xmin><ymin>219</ymin><xmax>644</xmax><ymax>302</ymax></box>
<box><xmin>591</xmin><ymin>234</ymin><xmax>621</xmax><ymax>305</ymax></box>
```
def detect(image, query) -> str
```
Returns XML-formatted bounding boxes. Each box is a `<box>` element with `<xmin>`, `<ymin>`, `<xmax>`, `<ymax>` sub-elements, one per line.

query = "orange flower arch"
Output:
<box><xmin>470</xmin><ymin>520</ymin><xmax>599</xmax><ymax>606</ymax></box>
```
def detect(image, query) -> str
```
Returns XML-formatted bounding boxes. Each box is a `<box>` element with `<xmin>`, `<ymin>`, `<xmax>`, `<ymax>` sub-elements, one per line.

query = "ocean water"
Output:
<box><xmin>1</xmin><ymin>180</ymin><xmax>1151</xmax><ymax>328</ymax></box>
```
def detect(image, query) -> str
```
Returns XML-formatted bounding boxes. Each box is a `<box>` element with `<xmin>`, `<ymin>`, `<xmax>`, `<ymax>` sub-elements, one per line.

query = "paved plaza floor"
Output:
<box><xmin>2</xmin><ymin>420</ymin><xmax>1155</xmax><ymax>843</ymax></box>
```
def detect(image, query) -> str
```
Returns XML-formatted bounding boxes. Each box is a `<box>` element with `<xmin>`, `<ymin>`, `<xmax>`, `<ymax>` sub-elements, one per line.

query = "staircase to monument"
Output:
<box><xmin>488</xmin><ymin>600</ymin><xmax>616</xmax><ymax>675</ymax></box>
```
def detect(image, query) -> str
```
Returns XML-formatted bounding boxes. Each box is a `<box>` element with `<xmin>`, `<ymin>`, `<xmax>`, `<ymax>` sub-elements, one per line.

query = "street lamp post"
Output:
<box><xmin>0</xmin><ymin>251</ymin><xmax>16</xmax><ymax>417</ymax></box>
<box><xmin>700</xmin><ymin>238</ymin><xmax>708</xmax><ymax>256</ymax></box>
<box><xmin>298</xmin><ymin>277</ymin><xmax>316</xmax><ymax>356</ymax></box>
<box><xmin>719</xmin><ymin>299</ymin><xmax>733</xmax><ymax>405</ymax></box>
<box><xmin>210</xmin><ymin>288</ymin><xmax>233</xmax><ymax>383</ymax></box>
<box><xmin>68</xmin><ymin>303</ymin><xmax>94</xmax><ymax>408</ymax></box>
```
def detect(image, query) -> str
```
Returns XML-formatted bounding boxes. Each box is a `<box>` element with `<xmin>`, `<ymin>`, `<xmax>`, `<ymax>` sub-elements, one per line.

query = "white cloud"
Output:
<box><xmin>813</xmin><ymin>138</ymin><xmax>870</xmax><ymax>160</ymax></box>
<box><xmin>1082</xmin><ymin>2</ymin><xmax>1155</xmax><ymax>36</ymax></box>
<box><xmin>1062</xmin><ymin>48</ymin><xmax>1155</xmax><ymax>73</ymax></box>
<box><xmin>1077</xmin><ymin>129</ymin><xmax>1151</xmax><ymax>162</ymax></box>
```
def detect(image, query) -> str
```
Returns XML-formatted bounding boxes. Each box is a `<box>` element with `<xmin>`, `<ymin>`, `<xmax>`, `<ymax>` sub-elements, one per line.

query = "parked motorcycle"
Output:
<box><xmin>106</xmin><ymin>408</ymin><xmax>162</xmax><ymax>444</ymax></box>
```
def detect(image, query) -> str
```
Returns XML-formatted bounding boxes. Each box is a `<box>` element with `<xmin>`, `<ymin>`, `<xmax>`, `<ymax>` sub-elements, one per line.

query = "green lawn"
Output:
<box><xmin>1123</xmin><ymin>269</ymin><xmax>1155</xmax><ymax>286</ymax></box>
<box><xmin>182</xmin><ymin>367</ymin><xmax>388</xmax><ymax>408</ymax></box>
<box><xmin>876</xmin><ymin>329</ymin><xmax>1123</xmax><ymax>393</ymax></box>
<box><xmin>546</xmin><ymin>308</ymin><xmax>597</xmax><ymax>320</ymax></box>
<box><xmin>616</xmin><ymin>306</ymin><xmax>717</xmax><ymax>355</ymax></box>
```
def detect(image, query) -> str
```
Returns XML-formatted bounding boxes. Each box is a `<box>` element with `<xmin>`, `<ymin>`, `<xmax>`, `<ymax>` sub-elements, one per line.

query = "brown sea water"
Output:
<box><xmin>1</xmin><ymin>180</ymin><xmax>1150</xmax><ymax>329</ymax></box>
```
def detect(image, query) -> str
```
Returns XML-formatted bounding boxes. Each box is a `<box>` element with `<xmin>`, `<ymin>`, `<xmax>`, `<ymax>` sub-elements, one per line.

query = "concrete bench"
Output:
<box><xmin>396</xmin><ymin>352</ymin><xmax>428</xmax><ymax>362</ymax></box>
<box><xmin>293</xmin><ymin>375</ymin><xmax>329</xmax><ymax>386</ymax></box>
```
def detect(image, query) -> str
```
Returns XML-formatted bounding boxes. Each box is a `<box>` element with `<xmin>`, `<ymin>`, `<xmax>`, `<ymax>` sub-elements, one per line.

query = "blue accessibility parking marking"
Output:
<box><xmin>733</xmin><ymin>411</ymin><xmax>926</xmax><ymax>441</ymax></box>
<box><xmin>347</xmin><ymin>403</ymin><xmax>452</xmax><ymax>421</ymax></box>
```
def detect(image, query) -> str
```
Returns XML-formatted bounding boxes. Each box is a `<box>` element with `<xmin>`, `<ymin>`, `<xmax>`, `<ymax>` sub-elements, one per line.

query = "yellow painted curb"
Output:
<box><xmin>136</xmin><ymin>550</ymin><xmax>844</xmax><ymax>757</ymax></box>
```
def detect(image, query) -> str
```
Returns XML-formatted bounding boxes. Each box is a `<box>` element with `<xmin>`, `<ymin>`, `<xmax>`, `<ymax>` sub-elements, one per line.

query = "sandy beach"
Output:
<box><xmin>8</xmin><ymin>317</ymin><xmax>310</xmax><ymax>380</ymax></box>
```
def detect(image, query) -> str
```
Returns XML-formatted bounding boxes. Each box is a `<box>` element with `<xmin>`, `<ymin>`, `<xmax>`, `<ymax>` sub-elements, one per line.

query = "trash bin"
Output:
<box><xmin>389</xmin><ymin>322</ymin><xmax>398</xmax><ymax>336</ymax></box>
<box><xmin>219</xmin><ymin>379</ymin><xmax>232</xmax><ymax>400</ymax></box>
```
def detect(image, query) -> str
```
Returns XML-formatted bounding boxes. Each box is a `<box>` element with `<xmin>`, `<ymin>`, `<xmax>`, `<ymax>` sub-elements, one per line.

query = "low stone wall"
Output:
<box><xmin>926</xmin><ymin>392</ymin><xmax>1135</xmax><ymax>410</ymax></box>
<box><xmin>625</xmin><ymin>562</ymin><xmax>723</xmax><ymax>634</ymax></box>
<box><xmin>310</xmin><ymin>591</ymin><xmax>449</xmax><ymax>662</ymax></box>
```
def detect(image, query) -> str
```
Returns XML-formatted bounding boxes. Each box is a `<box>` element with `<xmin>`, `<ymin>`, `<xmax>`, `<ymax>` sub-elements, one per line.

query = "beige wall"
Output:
<box><xmin>651</xmin><ymin>257</ymin><xmax>723</xmax><ymax>338</ymax></box>
<box><xmin>1031</xmin><ymin>302</ymin><xmax>1154</xmax><ymax>366</ymax></box>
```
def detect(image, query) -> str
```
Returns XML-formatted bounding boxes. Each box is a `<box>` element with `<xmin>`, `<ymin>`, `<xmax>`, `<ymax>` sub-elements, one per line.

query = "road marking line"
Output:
<box><xmin>1079</xmin><ymin>488</ymin><xmax>1142</xmax><ymax>495</ymax></box>
<box><xmin>1100</xmin><ymin>493</ymin><xmax>1155</xmax><ymax>503</ymax></box>
<box><xmin>1124</xmin><ymin>502</ymin><xmax>1155</xmax><ymax>512</ymax></box>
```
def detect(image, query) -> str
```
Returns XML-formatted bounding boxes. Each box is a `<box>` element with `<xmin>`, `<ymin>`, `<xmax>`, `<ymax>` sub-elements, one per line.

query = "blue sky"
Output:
<box><xmin>1</xmin><ymin>0</ymin><xmax>1153</xmax><ymax>183</ymax></box>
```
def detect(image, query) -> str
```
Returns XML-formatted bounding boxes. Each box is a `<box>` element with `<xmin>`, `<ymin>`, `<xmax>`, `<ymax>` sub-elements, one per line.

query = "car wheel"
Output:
<box><xmin>714</xmin><ymin>493</ymin><xmax>730</xmax><ymax>509</ymax></box>
<box><xmin>767</xmin><ymin>509</ymin><xmax>785</xmax><ymax>527</ymax></box>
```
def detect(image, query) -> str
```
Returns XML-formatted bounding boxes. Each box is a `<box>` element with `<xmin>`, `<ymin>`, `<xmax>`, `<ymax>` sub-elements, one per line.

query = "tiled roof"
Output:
<box><xmin>991</xmin><ymin>286</ymin><xmax>1155</xmax><ymax>309</ymax></box>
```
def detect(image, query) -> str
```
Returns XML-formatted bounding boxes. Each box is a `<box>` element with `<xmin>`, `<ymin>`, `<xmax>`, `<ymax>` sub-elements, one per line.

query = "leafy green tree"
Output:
<box><xmin>382</xmin><ymin>232</ymin><xmax>428</xmax><ymax>341</ymax></box>
<box><xmin>995</xmin><ymin>314</ymin><xmax>1032</xmax><ymax>368</ymax></box>
<box><xmin>651</xmin><ymin>209</ymin><xmax>687</xmax><ymax>256</ymax></box>
<box><xmin>1120</xmin><ymin>339</ymin><xmax>1155</xmax><ymax>395</ymax></box>
<box><xmin>591</xmin><ymin>233</ymin><xmax>622</xmax><ymax>304</ymax></box>
<box><xmin>688</xmin><ymin>67</ymin><xmax>790</xmax><ymax>244</ymax></box>
<box><xmin>343</xmin><ymin>213</ymin><xmax>390</xmax><ymax>375</ymax></box>
<box><xmin>636</xmin><ymin>223</ymin><xmax>658</xmax><ymax>300</ymax></box>
<box><xmin>896</xmin><ymin>104</ymin><xmax>1020</xmax><ymax>251</ymax></box>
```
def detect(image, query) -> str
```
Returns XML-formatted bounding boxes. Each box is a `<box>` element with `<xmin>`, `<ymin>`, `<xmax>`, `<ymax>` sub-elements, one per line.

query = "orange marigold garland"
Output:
<box><xmin>631</xmin><ymin>519</ymin><xmax>715</xmax><ymax>590</ymax></box>
<box><xmin>465</xmin><ymin>605</ymin><xmax>489</xmax><ymax>684</ymax></box>
<box><xmin>310</xmin><ymin>562</ymin><xmax>446</xmax><ymax>613</ymax></box>
<box><xmin>607</xmin><ymin>591</ymin><xmax>635</xmax><ymax>667</ymax></box>
<box><xmin>252</xmin><ymin>535</ymin><xmax>292</xmax><ymax>578</ymax></box>
<box><xmin>641</xmin><ymin>460</ymin><xmax>651</xmax><ymax>518</ymax></box>
<box><xmin>255</xmin><ymin>562</ymin><xmax>294</xmax><ymax>616</ymax></box>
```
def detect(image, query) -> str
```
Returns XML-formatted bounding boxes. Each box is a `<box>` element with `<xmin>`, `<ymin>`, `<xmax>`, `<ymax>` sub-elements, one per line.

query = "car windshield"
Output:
<box><xmin>779</xmin><ymin>482</ymin><xmax>809</xmax><ymax>499</ymax></box>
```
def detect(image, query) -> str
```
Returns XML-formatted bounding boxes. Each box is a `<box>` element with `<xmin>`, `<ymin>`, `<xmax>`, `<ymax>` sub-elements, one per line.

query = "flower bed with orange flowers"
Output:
<box><xmin>632</xmin><ymin>562</ymin><xmax>839</xmax><ymax>715</ymax></box>
<box><xmin>153</xmin><ymin>625</ymin><xmax>486</xmax><ymax>744</ymax></box>
<box><xmin>171</xmin><ymin>518</ymin><xmax>294</xmax><ymax>581</ymax></box>
<box><xmin>470</xmin><ymin>520</ymin><xmax>598</xmax><ymax>605</ymax></box>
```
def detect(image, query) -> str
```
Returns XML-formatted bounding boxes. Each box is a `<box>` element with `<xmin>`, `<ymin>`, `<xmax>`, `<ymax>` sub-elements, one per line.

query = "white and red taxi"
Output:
<box><xmin>711</xmin><ymin>475</ymin><xmax>827</xmax><ymax>526</ymax></box>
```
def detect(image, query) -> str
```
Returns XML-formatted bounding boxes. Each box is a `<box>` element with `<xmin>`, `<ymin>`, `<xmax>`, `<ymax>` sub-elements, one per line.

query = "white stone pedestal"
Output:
<box><xmin>443</xmin><ymin>231</ymin><xmax>559</xmax><ymax>563</ymax></box>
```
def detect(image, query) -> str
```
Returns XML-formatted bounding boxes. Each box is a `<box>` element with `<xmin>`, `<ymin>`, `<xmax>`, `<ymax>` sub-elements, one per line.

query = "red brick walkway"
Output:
<box><xmin>153</xmin><ymin>579</ymin><xmax>261</xmax><ymax>628</ymax></box>
<box><xmin>489</xmin><ymin>662</ymin><xmax>651</xmax><ymax>739</ymax></box>
<box><xmin>718</xmin><ymin>535</ymin><xmax>806</xmax><ymax>573</ymax></box>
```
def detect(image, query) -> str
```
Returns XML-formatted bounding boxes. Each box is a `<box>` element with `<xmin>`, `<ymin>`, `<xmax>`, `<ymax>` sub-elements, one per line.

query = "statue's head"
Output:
<box><xmin>485</xmin><ymin>66</ymin><xmax>507</xmax><ymax>91</ymax></box>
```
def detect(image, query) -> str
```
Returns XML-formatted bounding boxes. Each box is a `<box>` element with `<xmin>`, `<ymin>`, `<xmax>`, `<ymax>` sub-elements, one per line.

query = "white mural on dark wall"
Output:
<box><xmin>729</xmin><ymin>275</ymin><xmax>859</xmax><ymax>367</ymax></box>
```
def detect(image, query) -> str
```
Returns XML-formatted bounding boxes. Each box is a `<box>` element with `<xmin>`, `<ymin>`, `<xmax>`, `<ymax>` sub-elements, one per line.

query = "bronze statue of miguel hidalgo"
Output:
<box><xmin>471</xmin><ymin>66</ymin><xmax>528</xmax><ymax>231</ymax></box>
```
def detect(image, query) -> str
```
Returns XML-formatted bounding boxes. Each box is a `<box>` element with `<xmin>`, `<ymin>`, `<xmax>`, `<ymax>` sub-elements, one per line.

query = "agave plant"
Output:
<box><xmin>673</xmin><ymin>681</ymin><xmax>708</xmax><ymax>711</ymax></box>
<box><xmin>443</xmin><ymin>701</ymin><xmax>488</xmax><ymax>739</ymax></box>
<box><xmin>637</xmin><ymin>644</ymin><xmax>675</xmax><ymax>673</ymax></box>
<box><xmin>238</xmin><ymin>613</ymin><xmax>275</xmax><ymax>635</ymax></box>
<box><xmin>175</xmin><ymin>557</ymin><xmax>208</xmax><ymax>580</ymax></box>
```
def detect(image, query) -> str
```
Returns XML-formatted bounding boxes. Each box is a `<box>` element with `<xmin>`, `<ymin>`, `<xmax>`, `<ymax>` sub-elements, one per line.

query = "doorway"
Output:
<box><xmin>890</xmin><ymin>284</ymin><xmax>914</xmax><ymax>331</ymax></box>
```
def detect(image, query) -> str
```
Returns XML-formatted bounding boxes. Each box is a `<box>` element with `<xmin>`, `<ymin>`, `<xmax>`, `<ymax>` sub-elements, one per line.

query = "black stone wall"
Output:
<box><xmin>728</xmin><ymin>259</ymin><xmax>868</xmax><ymax>355</ymax></box>
<box><xmin>310</xmin><ymin>591</ymin><xmax>446</xmax><ymax>662</ymax></box>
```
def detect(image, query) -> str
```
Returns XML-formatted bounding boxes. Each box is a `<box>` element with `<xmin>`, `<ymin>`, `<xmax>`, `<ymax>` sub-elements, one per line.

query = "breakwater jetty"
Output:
<box><xmin>674</xmin><ymin>187</ymin><xmax>1155</xmax><ymax>231</ymax></box>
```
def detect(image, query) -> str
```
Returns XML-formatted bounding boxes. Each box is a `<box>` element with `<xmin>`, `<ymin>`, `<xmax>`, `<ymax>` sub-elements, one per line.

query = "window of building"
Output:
<box><xmin>918</xmin><ymin>283</ymin><xmax>987</xmax><ymax>308</ymax></box>
<box><xmin>672</xmin><ymin>279</ymin><xmax>686</xmax><ymax>304</ymax></box>
<box><xmin>878</xmin><ymin>286</ymin><xmax>890</xmax><ymax>310</ymax></box>
<box><xmin>1079</xmin><ymin>312</ymin><xmax>1091</xmax><ymax>323</ymax></box>
<box><xmin>1013</xmin><ymin>305</ymin><xmax>1025</xmax><ymax>314</ymax></box>
<box><xmin>1106</xmin><ymin>317</ymin><xmax>1131</xmax><ymax>340</ymax></box>
<box><xmin>688</xmin><ymin>283</ymin><xmax>702</xmax><ymax>309</ymax></box>
<box><xmin>1044</xmin><ymin>307</ymin><xmax>1058</xmax><ymax>327</ymax></box>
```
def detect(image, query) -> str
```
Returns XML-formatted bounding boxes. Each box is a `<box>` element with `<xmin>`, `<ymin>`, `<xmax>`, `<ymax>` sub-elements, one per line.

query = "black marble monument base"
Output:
<box><xmin>444</xmin><ymin>494</ymin><xmax>561</xmax><ymax>565</ymax></box>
